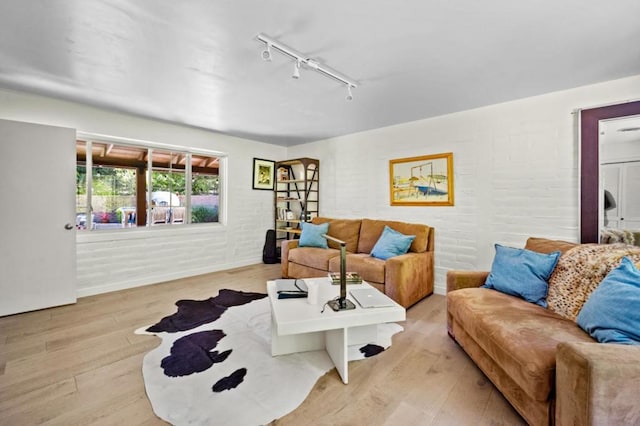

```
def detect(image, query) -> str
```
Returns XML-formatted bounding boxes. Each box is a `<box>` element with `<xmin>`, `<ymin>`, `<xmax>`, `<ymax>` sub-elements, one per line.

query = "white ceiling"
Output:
<box><xmin>1</xmin><ymin>1</ymin><xmax>639</xmax><ymax>146</ymax></box>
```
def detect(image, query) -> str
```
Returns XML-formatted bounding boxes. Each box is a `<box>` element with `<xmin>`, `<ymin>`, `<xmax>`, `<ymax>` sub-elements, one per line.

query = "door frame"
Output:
<box><xmin>579</xmin><ymin>100</ymin><xmax>640</xmax><ymax>243</ymax></box>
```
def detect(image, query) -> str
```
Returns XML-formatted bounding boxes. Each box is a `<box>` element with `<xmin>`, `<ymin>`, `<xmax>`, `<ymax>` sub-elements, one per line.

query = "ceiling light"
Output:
<box><xmin>292</xmin><ymin>60</ymin><xmax>301</xmax><ymax>79</ymax></box>
<box><xmin>346</xmin><ymin>85</ymin><xmax>353</xmax><ymax>101</ymax></box>
<box><xmin>261</xmin><ymin>44</ymin><xmax>272</xmax><ymax>61</ymax></box>
<box><xmin>256</xmin><ymin>33</ymin><xmax>358</xmax><ymax>100</ymax></box>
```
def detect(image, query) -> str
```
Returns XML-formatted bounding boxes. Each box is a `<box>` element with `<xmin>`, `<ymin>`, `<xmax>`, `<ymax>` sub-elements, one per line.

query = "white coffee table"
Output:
<box><xmin>267</xmin><ymin>277</ymin><xmax>406</xmax><ymax>384</ymax></box>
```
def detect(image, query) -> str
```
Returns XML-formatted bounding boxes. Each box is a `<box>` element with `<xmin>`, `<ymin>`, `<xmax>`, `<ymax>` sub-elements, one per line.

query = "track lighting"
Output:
<box><xmin>256</xmin><ymin>33</ymin><xmax>358</xmax><ymax>100</ymax></box>
<box><xmin>292</xmin><ymin>60</ymin><xmax>301</xmax><ymax>79</ymax></box>
<box><xmin>261</xmin><ymin>43</ymin><xmax>272</xmax><ymax>61</ymax></box>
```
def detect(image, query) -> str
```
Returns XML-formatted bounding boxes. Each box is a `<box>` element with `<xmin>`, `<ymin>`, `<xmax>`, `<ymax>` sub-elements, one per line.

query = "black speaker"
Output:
<box><xmin>262</xmin><ymin>229</ymin><xmax>279</xmax><ymax>264</ymax></box>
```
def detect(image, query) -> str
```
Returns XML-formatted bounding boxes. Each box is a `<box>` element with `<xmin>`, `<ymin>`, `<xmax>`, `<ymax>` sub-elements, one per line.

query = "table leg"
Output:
<box><xmin>271</xmin><ymin>314</ymin><xmax>324</xmax><ymax>356</ymax></box>
<box><xmin>325</xmin><ymin>328</ymin><xmax>348</xmax><ymax>384</ymax></box>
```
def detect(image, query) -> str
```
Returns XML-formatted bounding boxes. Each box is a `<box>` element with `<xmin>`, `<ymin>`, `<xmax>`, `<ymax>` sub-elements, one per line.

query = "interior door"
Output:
<box><xmin>602</xmin><ymin>161</ymin><xmax>640</xmax><ymax>231</ymax></box>
<box><xmin>602</xmin><ymin>163</ymin><xmax>621</xmax><ymax>228</ymax></box>
<box><xmin>0</xmin><ymin>119</ymin><xmax>77</xmax><ymax>316</ymax></box>
<box><xmin>621</xmin><ymin>162</ymin><xmax>640</xmax><ymax>229</ymax></box>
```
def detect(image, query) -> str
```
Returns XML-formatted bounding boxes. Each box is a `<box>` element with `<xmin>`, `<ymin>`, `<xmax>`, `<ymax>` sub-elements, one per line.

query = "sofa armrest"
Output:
<box><xmin>556</xmin><ymin>342</ymin><xmax>640</xmax><ymax>426</ymax></box>
<box><xmin>445</xmin><ymin>270</ymin><xmax>489</xmax><ymax>339</ymax></box>
<box><xmin>280</xmin><ymin>239</ymin><xmax>299</xmax><ymax>278</ymax></box>
<box><xmin>385</xmin><ymin>251</ymin><xmax>434</xmax><ymax>308</ymax></box>
<box><xmin>446</xmin><ymin>270</ymin><xmax>489</xmax><ymax>293</ymax></box>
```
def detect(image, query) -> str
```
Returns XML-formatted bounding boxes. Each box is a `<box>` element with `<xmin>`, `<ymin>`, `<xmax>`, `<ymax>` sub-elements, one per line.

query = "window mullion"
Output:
<box><xmin>147</xmin><ymin>148</ymin><xmax>153</xmax><ymax>226</ymax></box>
<box><xmin>185</xmin><ymin>153</ymin><xmax>192</xmax><ymax>224</ymax></box>
<box><xmin>86</xmin><ymin>140</ymin><xmax>93</xmax><ymax>231</ymax></box>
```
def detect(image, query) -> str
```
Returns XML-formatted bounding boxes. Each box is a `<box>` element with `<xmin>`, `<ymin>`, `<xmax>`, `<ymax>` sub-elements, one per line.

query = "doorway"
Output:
<box><xmin>579</xmin><ymin>100</ymin><xmax>640</xmax><ymax>243</ymax></box>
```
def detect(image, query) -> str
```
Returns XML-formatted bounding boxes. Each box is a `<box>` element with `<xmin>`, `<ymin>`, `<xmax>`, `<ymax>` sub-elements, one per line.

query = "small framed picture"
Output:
<box><xmin>252</xmin><ymin>158</ymin><xmax>275</xmax><ymax>190</ymax></box>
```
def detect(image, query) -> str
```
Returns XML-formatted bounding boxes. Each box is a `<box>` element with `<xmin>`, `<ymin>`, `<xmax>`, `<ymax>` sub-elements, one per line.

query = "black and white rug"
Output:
<box><xmin>136</xmin><ymin>289</ymin><xmax>402</xmax><ymax>425</ymax></box>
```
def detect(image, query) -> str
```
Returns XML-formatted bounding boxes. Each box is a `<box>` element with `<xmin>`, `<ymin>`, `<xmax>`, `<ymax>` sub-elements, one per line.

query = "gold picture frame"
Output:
<box><xmin>390</xmin><ymin>152</ymin><xmax>454</xmax><ymax>206</ymax></box>
<box><xmin>252</xmin><ymin>158</ymin><xmax>275</xmax><ymax>190</ymax></box>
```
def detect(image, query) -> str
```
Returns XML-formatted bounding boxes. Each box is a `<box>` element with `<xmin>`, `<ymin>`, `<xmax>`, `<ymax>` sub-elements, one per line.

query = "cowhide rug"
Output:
<box><xmin>136</xmin><ymin>289</ymin><xmax>403</xmax><ymax>426</ymax></box>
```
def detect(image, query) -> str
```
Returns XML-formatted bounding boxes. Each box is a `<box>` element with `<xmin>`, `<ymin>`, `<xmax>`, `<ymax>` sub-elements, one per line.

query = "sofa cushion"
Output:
<box><xmin>328</xmin><ymin>253</ymin><xmax>385</xmax><ymax>284</ymax></box>
<box><xmin>546</xmin><ymin>244</ymin><xmax>640</xmax><ymax>320</ymax></box>
<box><xmin>483</xmin><ymin>244</ymin><xmax>560</xmax><ymax>308</ymax></box>
<box><xmin>370</xmin><ymin>226</ymin><xmax>416</xmax><ymax>260</ymax></box>
<box><xmin>288</xmin><ymin>262</ymin><xmax>332</xmax><ymax>279</ymax></box>
<box><xmin>288</xmin><ymin>247</ymin><xmax>340</xmax><ymax>271</ymax></box>
<box><xmin>312</xmin><ymin>217</ymin><xmax>361</xmax><ymax>253</ymax></box>
<box><xmin>576</xmin><ymin>257</ymin><xmax>640</xmax><ymax>345</ymax></box>
<box><xmin>357</xmin><ymin>219</ymin><xmax>430</xmax><ymax>254</ymax></box>
<box><xmin>299</xmin><ymin>222</ymin><xmax>329</xmax><ymax>248</ymax></box>
<box><xmin>448</xmin><ymin>287</ymin><xmax>594</xmax><ymax>402</ymax></box>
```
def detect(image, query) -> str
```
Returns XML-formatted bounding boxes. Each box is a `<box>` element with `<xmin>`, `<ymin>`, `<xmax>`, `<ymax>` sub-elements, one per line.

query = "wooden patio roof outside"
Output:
<box><xmin>76</xmin><ymin>140</ymin><xmax>219</xmax><ymax>174</ymax></box>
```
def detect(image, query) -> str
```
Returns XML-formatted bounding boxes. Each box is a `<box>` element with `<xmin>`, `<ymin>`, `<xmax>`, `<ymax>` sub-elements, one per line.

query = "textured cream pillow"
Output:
<box><xmin>547</xmin><ymin>244</ymin><xmax>640</xmax><ymax>321</ymax></box>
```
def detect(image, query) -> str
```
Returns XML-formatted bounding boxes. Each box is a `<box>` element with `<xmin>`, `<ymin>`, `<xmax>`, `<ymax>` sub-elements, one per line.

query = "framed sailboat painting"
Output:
<box><xmin>389</xmin><ymin>152</ymin><xmax>454</xmax><ymax>206</ymax></box>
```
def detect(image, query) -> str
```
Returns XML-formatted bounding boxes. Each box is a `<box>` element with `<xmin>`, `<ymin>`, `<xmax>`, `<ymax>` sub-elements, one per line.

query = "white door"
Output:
<box><xmin>621</xmin><ymin>163</ymin><xmax>640</xmax><ymax>229</ymax></box>
<box><xmin>0</xmin><ymin>119</ymin><xmax>77</xmax><ymax>316</ymax></box>
<box><xmin>602</xmin><ymin>161</ymin><xmax>640</xmax><ymax>231</ymax></box>
<box><xmin>602</xmin><ymin>164</ymin><xmax>621</xmax><ymax>228</ymax></box>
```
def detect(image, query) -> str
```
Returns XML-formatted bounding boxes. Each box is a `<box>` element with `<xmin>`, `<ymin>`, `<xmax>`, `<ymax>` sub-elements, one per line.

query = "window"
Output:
<box><xmin>191</xmin><ymin>154</ymin><xmax>220</xmax><ymax>224</ymax></box>
<box><xmin>76</xmin><ymin>138</ymin><xmax>221</xmax><ymax>230</ymax></box>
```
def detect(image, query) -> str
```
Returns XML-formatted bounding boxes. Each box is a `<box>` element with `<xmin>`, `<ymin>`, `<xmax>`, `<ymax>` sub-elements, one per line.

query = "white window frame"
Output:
<box><xmin>77</xmin><ymin>131</ymin><xmax>227</xmax><ymax>231</ymax></box>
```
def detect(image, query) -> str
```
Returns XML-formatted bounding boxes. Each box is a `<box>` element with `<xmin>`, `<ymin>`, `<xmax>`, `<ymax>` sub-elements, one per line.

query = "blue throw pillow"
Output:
<box><xmin>370</xmin><ymin>226</ymin><xmax>416</xmax><ymax>260</ymax></box>
<box><xmin>482</xmin><ymin>244</ymin><xmax>560</xmax><ymax>307</ymax></box>
<box><xmin>298</xmin><ymin>222</ymin><xmax>329</xmax><ymax>248</ymax></box>
<box><xmin>576</xmin><ymin>257</ymin><xmax>640</xmax><ymax>345</ymax></box>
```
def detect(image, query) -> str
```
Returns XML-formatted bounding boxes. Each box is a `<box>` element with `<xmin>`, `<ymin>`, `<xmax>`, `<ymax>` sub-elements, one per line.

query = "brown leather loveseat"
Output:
<box><xmin>447</xmin><ymin>237</ymin><xmax>640</xmax><ymax>425</ymax></box>
<box><xmin>281</xmin><ymin>217</ymin><xmax>434</xmax><ymax>308</ymax></box>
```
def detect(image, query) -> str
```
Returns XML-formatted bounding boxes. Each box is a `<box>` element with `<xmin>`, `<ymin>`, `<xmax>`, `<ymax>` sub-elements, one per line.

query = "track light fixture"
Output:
<box><xmin>261</xmin><ymin>43</ymin><xmax>272</xmax><ymax>61</ymax></box>
<box><xmin>292</xmin><ymin>60</ymin><xmax>301</xmax><ymax>79</ymax></box>
<box><xmin>256</xmin><ymin>33</ymin><xmax>358</xmax><ymax>100</ymax></box>
<box><xmin>346</xmin><ymin>85</ymin><xmax>353</xmax><ymax>101</ymax></box>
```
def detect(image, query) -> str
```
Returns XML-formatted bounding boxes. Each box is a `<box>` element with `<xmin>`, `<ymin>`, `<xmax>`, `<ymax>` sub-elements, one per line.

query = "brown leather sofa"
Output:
<box><xmin>281</xmin><ymin>217</ymin><xmax>434</xmax><ymax>308</ymax></box>
<box><xmin>447</xmin><ymin>237</ymin><xmax>640</xmax><ymax>425</ymax></box>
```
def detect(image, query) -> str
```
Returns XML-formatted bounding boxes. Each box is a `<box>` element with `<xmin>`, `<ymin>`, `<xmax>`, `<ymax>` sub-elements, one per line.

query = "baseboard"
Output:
<box><xmin>76</xmin><ymin>259</ymin><xmax>259</xmax><ymax>298</ymax></box>
<box><xmin>78</xmin><ymin>263</ymin><xmax>449</xmax><ymax>298</ymax></box>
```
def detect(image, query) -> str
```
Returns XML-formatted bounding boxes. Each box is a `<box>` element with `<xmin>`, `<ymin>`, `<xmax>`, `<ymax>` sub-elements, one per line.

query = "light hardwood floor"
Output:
<box><xmin>0</xmin><ymin>264</ymin><xmax>525</xmax><ymax>425</ymax></box>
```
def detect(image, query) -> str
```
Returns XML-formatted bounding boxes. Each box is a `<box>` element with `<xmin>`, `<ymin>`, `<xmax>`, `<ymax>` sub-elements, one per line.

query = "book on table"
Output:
<box><xmin>328</xmin><ymin>272</ymin><xmax>363</xmax><ymax>285</ymax></box>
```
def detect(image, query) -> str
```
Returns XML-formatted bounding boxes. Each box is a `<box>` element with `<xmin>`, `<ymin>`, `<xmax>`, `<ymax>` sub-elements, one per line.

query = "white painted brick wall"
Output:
<box><xmin>288</xmin><ymin>75</ymin><xmax>640</xmax><ymax>294</ymax></box>
<box><xmin>2</xmin><ymin>76</ymin><xmax>640</xmax><ymax>298</ymax></box>
<box><xmin>74</xmin><ymin>158</ymin><xmax>280</xmax><ymax>297</ymax></box>
<box><xmin>0</xmin><ymin>88</ymin><xmax>285</xmax><ymax>297</ymax></box>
